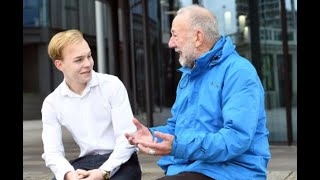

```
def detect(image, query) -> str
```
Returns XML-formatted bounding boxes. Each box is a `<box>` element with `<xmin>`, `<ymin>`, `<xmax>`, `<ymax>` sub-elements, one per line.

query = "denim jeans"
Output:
<box><xmin>52</xmin><ymin>152</ymin><xmax>141</xmax><ymax>180</ymax></box>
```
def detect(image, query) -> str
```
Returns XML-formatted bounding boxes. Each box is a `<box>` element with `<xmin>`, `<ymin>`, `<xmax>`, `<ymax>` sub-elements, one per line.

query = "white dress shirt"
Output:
<box><xmin>41</xmin><ymin>71</ymin><xmax>137</xmax><ymax>180</ymax></box>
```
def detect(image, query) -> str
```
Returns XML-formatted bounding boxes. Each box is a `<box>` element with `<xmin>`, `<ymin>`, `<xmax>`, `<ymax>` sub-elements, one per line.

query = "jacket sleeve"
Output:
<box><xmin>170</xmin><ymin>66</ymin><xmax>263</xmax><ymax>163</ymax></box>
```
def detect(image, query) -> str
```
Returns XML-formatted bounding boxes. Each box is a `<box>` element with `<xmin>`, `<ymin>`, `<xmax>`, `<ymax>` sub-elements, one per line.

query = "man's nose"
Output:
<box><xmin>168</xmin><ymin>36</ymin><xmax>175</xmax><ymax>48</ymax></box>
<box><xmin>84</xmin><ymin>58</ymin><xmax>91</xmax><ymax>67</ymax></box>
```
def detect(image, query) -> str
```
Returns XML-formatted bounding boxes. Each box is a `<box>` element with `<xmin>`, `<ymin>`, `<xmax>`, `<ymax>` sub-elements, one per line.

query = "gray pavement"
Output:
<box><xmin>23</xmin><ymin>118</ymin><xmax>296</xmax><ymax>180</ymax></box>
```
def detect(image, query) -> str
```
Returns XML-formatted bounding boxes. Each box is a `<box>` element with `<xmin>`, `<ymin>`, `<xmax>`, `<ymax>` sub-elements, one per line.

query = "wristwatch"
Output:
<box><xmin>100</xmin><ymin>169</ymin><xmax>111</xmax><ymax>179</ymax></box>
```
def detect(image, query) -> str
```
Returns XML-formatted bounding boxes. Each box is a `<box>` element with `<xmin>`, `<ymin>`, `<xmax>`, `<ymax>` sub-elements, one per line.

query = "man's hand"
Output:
<box><xmin>80</xmin><ymin>169</ymin><xmax>105</xmax><ymax>180</ymax></box>
<box><xmin>64</xmin><ymin>169</ymin><xmax>88</xmax><ymax>179</ymax></box>
<box><xmin>136</xmin><ymin>131</ymin><xmax>174</xmax><ymax>156</ymax></box>
<box><xmin>125</xmin><ymin>118</ymin><xmax>153</xmax><ymax>146</ymax></box>
<box><xmin>125</xmin><ymin>118</ymin><xmax>175</xmax><ymax>156</ymax></box>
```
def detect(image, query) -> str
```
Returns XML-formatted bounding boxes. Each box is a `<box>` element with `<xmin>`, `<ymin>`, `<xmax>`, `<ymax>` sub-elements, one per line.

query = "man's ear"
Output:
<box><xmin>54</xmin><ymin>60</ymin><xmax>63</xmax><ymax>71</ymax></box>
<box><xmin>195</xmin><ymin>30</ymin><xmax>204</xmax><ymax>48</ymax></box>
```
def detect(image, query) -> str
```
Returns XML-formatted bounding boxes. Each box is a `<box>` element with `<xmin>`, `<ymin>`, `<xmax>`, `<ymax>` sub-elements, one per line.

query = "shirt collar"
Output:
<box><xmin>60</xmin><ymin>70</ymin><xmax>99</xmax><ymax>97</ymax></box>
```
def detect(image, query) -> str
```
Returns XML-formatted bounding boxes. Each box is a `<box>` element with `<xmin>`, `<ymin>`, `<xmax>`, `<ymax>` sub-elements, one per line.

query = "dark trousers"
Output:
<box><xmin>156</xmin><ymin>172</ymin><xmax>214</xmax><ymax>180</ymax></box>
<box><xmin>52</xmin><ymin>152</ymin><xmax>141</xmax><ymax>180</ymax></box>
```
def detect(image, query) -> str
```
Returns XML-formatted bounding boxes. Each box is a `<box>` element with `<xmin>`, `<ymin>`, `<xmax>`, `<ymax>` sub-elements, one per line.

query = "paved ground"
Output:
<box><xmin>23</xmin><ymin>120</ymin><xmax>296</xmax><ymax>180</ymax></box>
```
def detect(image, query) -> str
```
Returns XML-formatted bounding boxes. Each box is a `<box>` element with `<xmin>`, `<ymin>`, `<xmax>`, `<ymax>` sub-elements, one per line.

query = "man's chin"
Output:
<box><xmin>81</xmin><ymin>75</ymin><xmax>92</xmax><ymax>83</ymax></box>
<box><xmin>179</xmin><ymin>59</ymin><xmax>186</xmax><ymax>67</ymax></box>
<box><xmin>179</xmin><ymin>60</ymin><xmax>193</xmax><ymax>68</ymax></box>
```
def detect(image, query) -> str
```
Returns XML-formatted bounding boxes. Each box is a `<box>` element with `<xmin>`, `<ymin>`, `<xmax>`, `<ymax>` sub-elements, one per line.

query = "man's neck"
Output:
<box><xmin>66</xmin><ymin>81</ymin><xmax>87</xmax><ymax>95</ymax></box>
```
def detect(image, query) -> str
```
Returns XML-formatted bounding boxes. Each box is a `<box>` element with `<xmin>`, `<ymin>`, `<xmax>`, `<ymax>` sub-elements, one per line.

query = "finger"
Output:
<box><xmin>132</xmin><ymin>118</ymin><xmax>145</xmax><ymax>130</ymax></box>
<box><xmin>77</xmin><ymin>174</ymin><xmax>85</xmax><ymax>179</ymax></box>
<box><xmin>124</xmin><ymin>132</ymin><xmax>132</xmax><ymax>139</ymax></box>
<box><xmin>75</xmin><ymin>174</ymin><xmax>85</xmax><ymax>179</ymax></box>
<box><xmin>136</xmin><ymin>140</ymin><xmax>159</xmax><ymax>150</ymax></box>
<box><xmin>147</xmin><ymin>148</ymin><xmax>157</xmax><ymax>156</ymax></box>
<box><xmin>137</xmin><ymin>143</ymin><xmax>146</xmax><ymax>151</ymax></box>
<box><xmin>129</xmin><ymin>139</ymin><xmax>135</xmax><ymax>145</ymax></box>
<box><xmin>137</xmin><ymin>143</ymin><xmax>153</xmax><ymax>154</ymax></box>
<box><xmin>153</xmin><ymin>137</ymin><xmax>158</xmax><ymax>143</ymax></box>
<box><xmin>75</xmin><ymin>169</ymin><xmax>89</xmax><ymax>177</ymax></box>
<box><xmin>124</xmin><ymin>133</ymin><xmax>135</xmax><ymax>144</ymax></box>
<box><xmin>154</xmin><ymin>131</ymin><xmax>174</xmax><ymax>141</ymax></box>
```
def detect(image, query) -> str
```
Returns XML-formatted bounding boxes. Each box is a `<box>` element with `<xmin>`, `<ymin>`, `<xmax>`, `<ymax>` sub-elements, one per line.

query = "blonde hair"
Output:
<box><xmin>47</xmin><ymin>29</ymin><xmax>84</xmax><ymax>62</ymax></box>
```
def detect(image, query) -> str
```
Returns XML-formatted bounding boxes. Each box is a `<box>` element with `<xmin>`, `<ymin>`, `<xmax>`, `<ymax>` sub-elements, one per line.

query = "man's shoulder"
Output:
<box><xmin>226</xmin><ymin>53</ymin><xmax>256</xmax><ymax>71</ymax></box>
<box><xmin>94</xmin><ymin>72</ymin><xmax>122</xmax><ymax>85</ymax></box>
<box><xmin>43</xmin><ymin>83</ymin><xmax>63</xmax><ymax>102</ymax></box>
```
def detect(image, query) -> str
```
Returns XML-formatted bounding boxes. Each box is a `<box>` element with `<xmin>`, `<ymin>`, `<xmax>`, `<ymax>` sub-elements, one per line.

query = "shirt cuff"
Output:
<box><xmin>99</xmin><ymin>166</ymin><xmax>120</xmax><ymax>178</ymax></box>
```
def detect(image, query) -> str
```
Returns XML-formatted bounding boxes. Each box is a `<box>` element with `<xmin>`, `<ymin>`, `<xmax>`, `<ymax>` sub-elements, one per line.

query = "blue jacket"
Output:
<box><xmin>150</xmin><ymin>36</ymin><xmax>271</xmax><ymax>180</ymax></box>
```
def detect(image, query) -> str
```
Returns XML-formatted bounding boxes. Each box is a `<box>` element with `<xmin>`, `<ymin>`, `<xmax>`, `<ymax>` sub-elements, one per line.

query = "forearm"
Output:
<box><xmin>42</xmin><ymin>153</ymin><xmax>75</xmax><ymax>180</ymax></box>
<box><xmin>99</xmin><ymin>135</ymin><xmax>136</xmax><ymax>175</ymax></box>
<box><xmin>171</xmin><ymin>126</ymin><xmax>253</xmax><ymax>163</ymax></box>
<box><xmin>42</xmin><ymin>124</ymin><xmax>74</xmax><ymax>180</ymax></box>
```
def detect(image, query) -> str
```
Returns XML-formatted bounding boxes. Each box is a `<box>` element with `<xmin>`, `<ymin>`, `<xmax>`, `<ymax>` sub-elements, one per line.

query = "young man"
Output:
<box><xmin>126</xmin><ymin>4</ymin><xmax>271</xmax><ymax>180</ymax></box>
<box><xmin>41</xmin><ymin>29</ymin><xmax>141</xmax><ymax>180</ymax></box>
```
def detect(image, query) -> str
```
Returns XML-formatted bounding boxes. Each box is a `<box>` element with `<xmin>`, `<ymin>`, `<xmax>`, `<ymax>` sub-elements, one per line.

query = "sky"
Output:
<box><xmin>179</xmin><ymin>0</ymin><xmax>297</xmax><ymax>35</ymax></box>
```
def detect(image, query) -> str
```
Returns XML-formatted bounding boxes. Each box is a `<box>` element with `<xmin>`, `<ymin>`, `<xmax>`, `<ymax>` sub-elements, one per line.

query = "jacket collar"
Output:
<box><xmin>178</xmin><ymin>36</ymin><xmax>235</xmax><ymax>76</ymax></box>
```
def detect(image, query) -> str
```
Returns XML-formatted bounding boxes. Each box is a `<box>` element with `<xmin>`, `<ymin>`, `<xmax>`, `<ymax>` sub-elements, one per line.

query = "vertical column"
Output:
<box><xmin>248</xmin><ymin>0</ymin><xmax>262</xmax><ymax>78</ymax></box>
<box><xmin>280</xmin><ymin>0</ymin><xmax>293</xmax><ymax>146</ymax></box>
<box><xmin>95</xmin><ymin>0</ymin><xmax>107</xmax><ymax>73</ymax></box>
<box><xmin>118</xmin><ymin>0</ymin><xmax>131</xmax><ymax>90</ymax></box>
<box><xmin>142</xmin><ymin>0</ymin><xmax>154</xmax><ymax>127</ymax></box>
<box><xmin>38</xmin><ymin>43</ymin><xmax>52</xmax><ymax>96</ymax></box>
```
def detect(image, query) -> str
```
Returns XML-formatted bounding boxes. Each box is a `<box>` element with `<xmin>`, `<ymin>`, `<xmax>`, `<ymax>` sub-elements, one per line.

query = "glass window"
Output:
<box><xmin>23</xmin><ymin>0</ymin><xmax>40</xmax><ymax>27</ymax></box>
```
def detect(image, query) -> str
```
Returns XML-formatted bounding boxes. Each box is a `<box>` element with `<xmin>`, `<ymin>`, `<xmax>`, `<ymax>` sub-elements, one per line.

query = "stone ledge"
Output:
<box><xmin>267</xmin><ymin>171</ymin><xmax>297</xmax><ymax>180</ymax></box>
